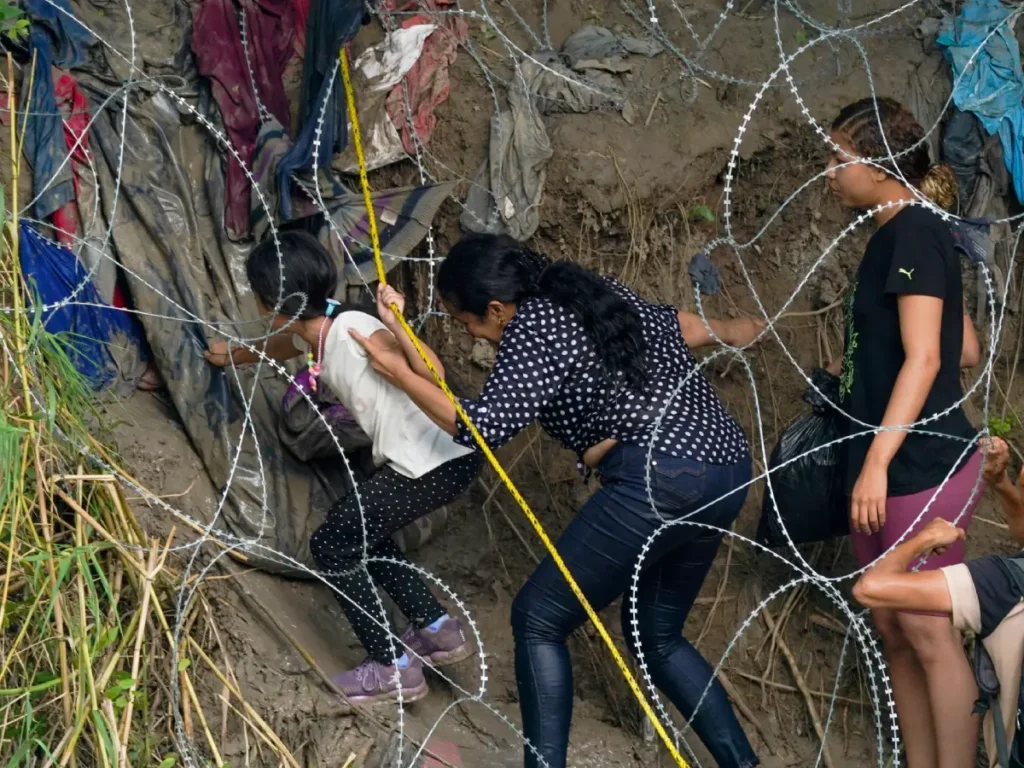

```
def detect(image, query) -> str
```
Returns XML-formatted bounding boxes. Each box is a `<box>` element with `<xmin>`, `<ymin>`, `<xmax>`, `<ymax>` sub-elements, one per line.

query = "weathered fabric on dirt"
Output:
<box><xmin>19</xmin><ymin>223</ymin><xmax>142</xmax><ymax>389</ymax></box>
<box><xmin>276</xmin><ymin>0</ymin><xmax>365</xmax><ymax>219</ymax></box>
<box><xmin>937</xmin><ymin>0</ymin><xmax>1024</xmax><ymax>203</ymax></box>
<box><xmin>461</xmin><ymin>26</ymin><xmax>660</xmax><ymax>241</ymax></box>
<box><xmin>381</xmin><ymin>0</ymin><xmax>469</xmax><ymax>156</ymax></box>
<box><xmin>82</xmin><ymin>84</ymin><xmax>452</xmax><ymax>573</ymax></box>
<box><xmin>251</xmin><ymin>117</ymin><xmax>456</xmax><ymax>285</ymax></box>
<box><xmin>333</xmin><ymin>23</ymin><xmax>436</xmax><ymax>174</ymax></box>
<box><xmin>689</xmin><ymin>252</ymin><xmax>722</xmax><ymax>295</ymax></box>
<box><xmin>22</xmin><ymin>0</ymin><xmax>94</xmax><ymax>220</ymax></box>
<box><xmin>191</xmin><ymin>0</ymin><xmax>295</xmax><ymax>239</ymax></box>
<box><xmin>50</xmin><ymin>72</ymin><xmax>92</xmax><ymax>247</ymax></box>
<box><xmin>943</xmin><ymin>109</ymin><xmax>986</xmax><ymax>204</ymax></box>
<box><xmin>85</xmin><ymin>87</ymin><xmax>354</xmax><ymax>574</ymax></box>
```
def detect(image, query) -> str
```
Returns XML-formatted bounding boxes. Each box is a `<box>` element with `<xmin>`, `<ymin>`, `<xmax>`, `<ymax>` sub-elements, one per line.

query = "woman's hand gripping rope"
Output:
<box><xmin>337</xmin><ymin>46</ymin><xmax>693</xmax><ymax>768</ymax></box>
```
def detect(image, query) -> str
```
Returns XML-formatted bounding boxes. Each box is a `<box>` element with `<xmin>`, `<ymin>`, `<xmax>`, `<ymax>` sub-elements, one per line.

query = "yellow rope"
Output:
<box><xmin>338</xmin><ymin>47</ymin><xmax>689</xmax><ymax>768</ymax></box>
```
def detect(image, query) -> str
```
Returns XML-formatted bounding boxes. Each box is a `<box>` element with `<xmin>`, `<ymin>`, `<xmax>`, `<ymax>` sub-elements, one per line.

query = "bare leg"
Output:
<box><xmin>897</xmin><ymin>612</ymin><xmax>980</xmax><ymax>768</ymax></box>
<box><xmin>873</xmin><ymin>608</ymin><xmax>938</xmax><ymax>768</ymax></box>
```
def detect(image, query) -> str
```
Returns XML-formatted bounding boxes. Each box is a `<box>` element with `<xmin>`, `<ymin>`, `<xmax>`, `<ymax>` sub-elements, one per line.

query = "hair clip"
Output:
<box><xmin>325</xmin><ymin>298</ymin><xmax>340</xmax><ymax>318</ymax></box>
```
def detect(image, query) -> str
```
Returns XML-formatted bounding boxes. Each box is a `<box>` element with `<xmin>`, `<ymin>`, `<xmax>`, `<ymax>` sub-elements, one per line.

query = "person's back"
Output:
<box><xmin>316</xmin><ymin>310</ymin><xmax>469</xmax><ymax>478</ymax></box>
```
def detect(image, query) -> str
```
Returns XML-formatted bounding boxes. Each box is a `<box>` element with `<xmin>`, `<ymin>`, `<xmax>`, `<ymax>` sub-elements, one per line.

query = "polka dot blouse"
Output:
<box><xmin>455</xmin><ymin>277</ymin><xmax>750</xmax><ymax>465</ymax></box>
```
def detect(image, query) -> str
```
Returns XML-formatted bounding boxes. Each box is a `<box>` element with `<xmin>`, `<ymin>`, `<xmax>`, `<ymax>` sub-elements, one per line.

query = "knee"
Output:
<box><xmin>896</xmin><ymin>614</ymin><xmax>961</xmax><ymax>667</ymax></box>
<box><xmin>872</xmin><ymin>610</ymin><xmax>911</xmax><ymax>654</ymax></box>
<box><xmin>309</xmin><ymin>518</ymin><xmax>357</xmax><ymax>571</ymax></box>
<box><xmin>309</xmin><ymin>525</ymin><xmax>330</xmax><ymax>566</ymax></box>
<box><xmin>621</xmin><ymin>603</ymin><xmax>676</xmax><ymax>663</ymax></box>
<box><xmin>511</xmin><ymin>583</ymin><xmax>562</xmax><ymax>645</ymax></box>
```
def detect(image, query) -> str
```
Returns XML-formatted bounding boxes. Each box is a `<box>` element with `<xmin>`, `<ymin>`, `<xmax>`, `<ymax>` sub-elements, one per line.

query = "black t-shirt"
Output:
<box><xmin>839</xmin><ymin>205</ymin><xmax>977</xmax><ymax>497</ymax></box>
<box><xmin>966</xmin><ymin>553</ymin><xmax>1024</xmax><ymax>638</ymax></box>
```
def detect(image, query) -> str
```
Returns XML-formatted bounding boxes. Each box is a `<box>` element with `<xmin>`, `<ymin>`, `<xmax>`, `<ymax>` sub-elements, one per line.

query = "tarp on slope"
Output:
<box><xmin>83</xmin><ymin>87</ymin><xmax>379</xmax><ymax>575</ymax></box>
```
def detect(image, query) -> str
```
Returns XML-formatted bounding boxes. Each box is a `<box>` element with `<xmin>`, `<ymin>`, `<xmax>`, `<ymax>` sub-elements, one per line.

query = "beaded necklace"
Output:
<box><xmin>307</xmin><ymin>299</ymin><xmax>340</xmax><ymax>393</ymax></box>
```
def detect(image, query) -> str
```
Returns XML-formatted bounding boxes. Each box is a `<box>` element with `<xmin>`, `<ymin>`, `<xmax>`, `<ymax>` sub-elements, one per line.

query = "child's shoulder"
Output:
<box><xmin>335</xmin><ymin>310</ymin><xmax>386</xmax><ymax>331</ymax></box>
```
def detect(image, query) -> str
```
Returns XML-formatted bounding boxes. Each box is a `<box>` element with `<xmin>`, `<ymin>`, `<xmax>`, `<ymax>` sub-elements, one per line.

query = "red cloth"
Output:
<box><xmin>52</xmin><ymin>71</ymin><xmax>90</xmax><ymax>246</ymax></box>
<box><xmin>382</xmin><ymin>0</ymin><xmax>467</xmax><ymax>155</ymax></box>
<box><xmin>0</xmin><ymin>71</ymin><xmax>91</xmax><ymax>245</ymax></box>
<box><xmin>293</xmin><ymin>0</ymin><xmax>309</xmax><ymax>52</ymax></box>
<box><xmin>192</xmin><ymin>0</ymin><xmax>295</xmax><ymax>240</ymax></box>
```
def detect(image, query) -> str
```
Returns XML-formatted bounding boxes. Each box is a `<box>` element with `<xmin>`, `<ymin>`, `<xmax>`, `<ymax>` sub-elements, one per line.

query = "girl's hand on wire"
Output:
<box><xmin>850</xmin><ymin>460</ymin><xmax>887</xmax><ymax>534</ymax></box>
<box><xmin>982</xmin><ymin>436</ymin><xmax>1010</xmax><ymax>484</ymax></box>
<box><xmin>349</xmin><ymin>328</ymin><xmax>410</xmax><ymax>384</ymax></box>
<box><xmin>376</xmin><ymin>284</ymin><xmax>406</xmax><ymax>329</ymax></box>
<box><xmin>204</xmin><ymin>341</ymin><xmax>233</xmax><ymax>367</ymax></box>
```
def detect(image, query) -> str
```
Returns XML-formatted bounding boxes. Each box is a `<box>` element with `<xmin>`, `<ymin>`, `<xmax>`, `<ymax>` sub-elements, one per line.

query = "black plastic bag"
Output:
<box><xmin>756</xmin><ymin>368</ymin><xmax>848</xmax><ymax>547</ymax></box>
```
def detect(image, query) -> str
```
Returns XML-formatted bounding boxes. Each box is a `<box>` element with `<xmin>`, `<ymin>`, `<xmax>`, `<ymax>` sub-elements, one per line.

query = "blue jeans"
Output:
<box><xmin>511</xmin><ymin>442</ymin><xmax>757</xmax><ymax>768</ymax></box>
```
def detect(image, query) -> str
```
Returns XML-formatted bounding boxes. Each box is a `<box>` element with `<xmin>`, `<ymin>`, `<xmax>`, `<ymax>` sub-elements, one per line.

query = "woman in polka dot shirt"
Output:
<box><xmin>354</xmin><ymin>233</ymin><xmax>766</xmax><ymax>768</ymax></box>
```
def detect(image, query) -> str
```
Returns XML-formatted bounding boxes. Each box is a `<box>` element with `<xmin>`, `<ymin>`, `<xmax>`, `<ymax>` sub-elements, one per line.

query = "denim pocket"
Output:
<box><xmin>650</xmin><ymin>455</ymin><xmax>707</xmax><ymax>514</ymax></box>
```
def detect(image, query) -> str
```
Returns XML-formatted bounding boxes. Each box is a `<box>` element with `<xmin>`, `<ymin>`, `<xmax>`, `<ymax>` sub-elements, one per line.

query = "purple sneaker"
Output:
<box><xmin>401</xmin><ymin>616</ymin><xmax>476</xmax><ymax>667</ymax></box>
<box><xmin>330</xmin><ymin>658</ymin><xmax>428</xmax><ymax>705</ymax></box>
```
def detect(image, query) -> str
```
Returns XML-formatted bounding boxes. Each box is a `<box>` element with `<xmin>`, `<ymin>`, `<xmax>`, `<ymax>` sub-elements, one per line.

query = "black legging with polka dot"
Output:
<box><xmin>310</xmin><ymin>451</ymin><xmax>482</xmax><ymax>664</ymax></box>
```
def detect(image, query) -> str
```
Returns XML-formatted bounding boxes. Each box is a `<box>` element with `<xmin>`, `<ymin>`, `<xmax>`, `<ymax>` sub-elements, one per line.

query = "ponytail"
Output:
<box><xmin>438</xmin><ymin>234</ymin><xmax>649</xmax><ymax>390</ymax></box>
<box><xmin>920</xmin><ymin>163</ymin><xmax>958</xmax><ymax>211</ymax></box>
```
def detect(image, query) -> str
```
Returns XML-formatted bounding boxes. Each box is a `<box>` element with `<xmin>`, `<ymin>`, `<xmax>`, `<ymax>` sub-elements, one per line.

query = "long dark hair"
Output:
<box><xmin>438</xmin><ymin>234</ymin><xmax>649</xmax><ymax>390</ymax></box>
<box><xmin>832</xmin><ymin>97</ymin><xmax>957</xmax><ymax>210</ymax></box>
<box><xmin>247</xmin><ymin>231</ymin><xmax>338</xmax><ymax>318</ymax></box>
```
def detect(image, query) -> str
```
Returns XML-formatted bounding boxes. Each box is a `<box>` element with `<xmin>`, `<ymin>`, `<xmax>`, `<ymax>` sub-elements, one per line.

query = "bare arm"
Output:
<box><xmin>376</xmin><ymin>284</ymin><xmax>446</xmax><ymax>382</ymax></box>
<box><xmin>960</xmin><ymin>305</ymin><xmax>981</xmax><ymax>368</ymax></box>
<box><xmin>984</xmin><ymin>438</ymin><xmax>1024</xmax><ymax>546</ymax></box>
<box><xmin>829</xmin><ymin>302</ymin><xmax>977</xmax><ymax>374</ymax></box>
<box><xmin>993</xmin><ymin>471</ymin><xmax>1024</xmax><ymax>546</ymax></box>
<box><xmin>851</xmin><ymin>520</ymin><xmax>960</xmax><ymax>613</ymax></box>
<box><xmin>204</xmin><ymin>333</ymin><xmax>302</xmax><ymax>367</ymax></box>
<box><xmin>850</xmin><ymin>294</ymin><xmax>943</xmax><ymax>534</ymax></box>
<box><xmin>864</xmin><ymin>294</ymin><xmax>943</xmax><ymax>469</ymax></box>
<box><xmin>678</xmin><ymin>311</ymin><xmax>766</xmax><ymax>349</ymax></box>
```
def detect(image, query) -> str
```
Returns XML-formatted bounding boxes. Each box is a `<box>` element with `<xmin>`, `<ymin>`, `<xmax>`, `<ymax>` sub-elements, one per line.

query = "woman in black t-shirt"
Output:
<box><xmin>826</xmin><ymin>97</ymin><xmax>983</xmax><ymax>768</ymax></box>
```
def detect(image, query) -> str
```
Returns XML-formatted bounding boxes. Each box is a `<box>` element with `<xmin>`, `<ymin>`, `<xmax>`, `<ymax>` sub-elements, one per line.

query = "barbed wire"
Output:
<box><xmin>3</xmin><ymin>0</ymin><xmax>1020</xmax><ymax>766</ymax></box>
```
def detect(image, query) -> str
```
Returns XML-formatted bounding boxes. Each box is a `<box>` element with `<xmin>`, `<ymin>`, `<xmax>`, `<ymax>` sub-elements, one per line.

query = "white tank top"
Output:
<box><xmin>302</xmin><ymin>311</ymin><xmax>473</xmax><ymax>479</ymax></box>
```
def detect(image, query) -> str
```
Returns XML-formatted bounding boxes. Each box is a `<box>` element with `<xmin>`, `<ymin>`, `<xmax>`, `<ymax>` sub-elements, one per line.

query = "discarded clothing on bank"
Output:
<box><xmin>381</xmin><ymin>0</ymin><xmax>469</xmax><ymax>156</ymax></box>
<box><xmin>689</xmin><ymin>252</ymin><xmax>722</xmax><ymax>295</ymax></box>
<box><xmin>252</xmin><ymin>117</ymin><xmax>455</xmax><ymax>284</ymax></box>
<box><xmin>937</xmin><ymin>0</ymin><xmax>1024</xmax><ymax>203</ymax></box>
<box><xmin>904</xmin><ymin>56</ymin><xmax>951</xmax><ymax>166</ymax></box>
<box><xmin>22</xmin><ymin>0</ymin><xmax>94</xmax><ymax>221</ymax></box>
<box><xmin>192</xmin><ymin>0</ymin><xmax>295</xmax><ymax>239</ymax></box>
<box><xmin>18</xmin><ymin>223</ymin><xmax>143</xmax><ymax>389</ymax></box>
<box><xmin>950</xmin><ymin>217</ymin><xmax>992</xmax><ymax>265</ymax></box>
<box><xmin>943</xmin><ymin>110</ymin><xmax>987</xmax><ymax>204</ymax></box>
<box><xmin>275</xmin><ymin>0</ymin><xmax>366</xmax><ymax>220</ymax></box>
<box><xmin>333</xmin><ymin>23</ymin><xmax>437</xmax><ymax>173</ymax></box>
<box><xmin>86</xmin><ymin>88</ymin><xmax>353</xmax><ymax>573</ymax></box>
<box><xmin>461</xmin><ymin>25</ymin><xmax>662</xmax><ymax>241</ymax></box>
<box><xmin>51</xmin><ymin>72</ymin><xmax>92</xmax><ymax>246</ymax></box>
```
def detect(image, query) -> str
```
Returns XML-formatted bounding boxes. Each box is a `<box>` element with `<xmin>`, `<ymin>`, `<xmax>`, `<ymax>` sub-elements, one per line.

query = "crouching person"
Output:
<box><xmin>853</xmin><ymin>437</ymin><xmax>1024</xmax><ymax>767</ymax></box>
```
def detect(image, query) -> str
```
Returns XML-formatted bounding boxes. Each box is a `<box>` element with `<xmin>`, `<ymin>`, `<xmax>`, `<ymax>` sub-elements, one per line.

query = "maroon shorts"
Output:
<box><xmin>851</xmin><ymin>450</ymin><xmax>983</xmax><ymax>573</ymax></box>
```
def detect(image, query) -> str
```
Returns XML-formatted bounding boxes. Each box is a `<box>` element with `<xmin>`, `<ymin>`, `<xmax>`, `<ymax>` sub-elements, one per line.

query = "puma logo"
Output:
<box><xmin>898</xmin><ymin>267</ymin><xmax>914</xmax><ymax>280</ymax></box>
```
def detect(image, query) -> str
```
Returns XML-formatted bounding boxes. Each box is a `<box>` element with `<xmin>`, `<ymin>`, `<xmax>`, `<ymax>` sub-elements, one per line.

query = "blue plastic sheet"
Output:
<box><xmin>937</xmin><ymin>0</ymin><xmax>1024</xmax><ymax>203</ymax></box>
<box><xmin>19</xmin><ymin>223</ymin><xmax>142</xmax><ymax>389</ymax></box>
<box><xmin>22</xmin><ymin>0</ymin><xmax>94</xmax><ymax>219</ymax></box>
